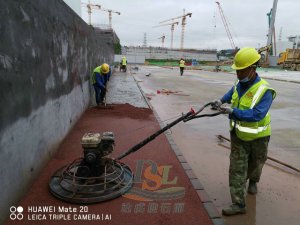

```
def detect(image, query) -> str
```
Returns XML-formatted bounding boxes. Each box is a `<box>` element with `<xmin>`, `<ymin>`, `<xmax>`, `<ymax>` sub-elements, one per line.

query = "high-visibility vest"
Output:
<box><xmin>179</xmin><ymin>60</ymin><xmax>185</xmax><ymax>67</ymax></box>
<box><xmin>91</xmin><ymin>66</ymin><xmax>104</xmax><ymax>84</ymax></box>
<box><xmin>121</xmin><ymin>57</ymin><xmax>127</xmax><ymax>65</ymax></box>
<box><xmin>230</xmin><ymin>79</ymin><xmax>276</xmax><ymax>141</ymax></box>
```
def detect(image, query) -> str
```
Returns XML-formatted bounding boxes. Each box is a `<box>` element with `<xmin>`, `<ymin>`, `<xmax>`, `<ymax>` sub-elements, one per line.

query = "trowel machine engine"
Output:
<box><xmin>77</xmin><ymin>132</ymin><xmax>115</xmax><ymax>177</ymax></box>
<box><xmin>49</xmin><ymin>132</ymin><xmax>133</xmax><ymax>204</ymax></box>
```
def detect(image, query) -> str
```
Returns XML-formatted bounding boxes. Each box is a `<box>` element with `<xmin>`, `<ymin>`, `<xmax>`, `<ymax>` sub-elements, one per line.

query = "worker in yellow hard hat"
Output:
<box><xmin>179</xmin><ymin>58</ymin><xmax>185</xmax><ymax>76</ymax></box>
<box><xmin>210</xmin><ymin>47</ymin><xmax>276</xmax><ymax>216</ymax></box>
<box><xmin>120</xmin><ymin>56</ymin><xmax>127</xmax><ymax>72</ymax></box>
<box><xmin>91</xmin><ymin>63</ymin><xmax>111</xmax><ymax>105</ymax></box>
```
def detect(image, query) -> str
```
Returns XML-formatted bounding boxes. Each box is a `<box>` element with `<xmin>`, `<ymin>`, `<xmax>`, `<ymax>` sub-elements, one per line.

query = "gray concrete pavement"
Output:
<box><xmin>106</xmin><ymin>69</ymin><xmax>149</xmax><ymax>108</ymax></box>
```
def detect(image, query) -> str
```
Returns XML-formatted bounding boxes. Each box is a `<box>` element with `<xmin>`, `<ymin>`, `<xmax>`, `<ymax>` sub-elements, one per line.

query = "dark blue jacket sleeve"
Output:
<box><xmin>231</xmin><ymin>90</ymin><xmax>273</xmax><ymax>122</ymax></box>
<box><xmin>221</xmin><ymin>87</ymin><xmax>234</xmax><ymax>104</ymax></box>
<box><xmin>95</xmin><ymin>73</ymin><xmax>106</xmax><ymax>89</ymax></box>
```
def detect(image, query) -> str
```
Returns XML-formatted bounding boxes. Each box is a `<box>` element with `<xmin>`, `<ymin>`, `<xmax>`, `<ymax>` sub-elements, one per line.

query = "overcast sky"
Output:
<box><xmin>80</xmin><ymin>0</ymin><xmax>299</xmax><ymax>50</ymax></box>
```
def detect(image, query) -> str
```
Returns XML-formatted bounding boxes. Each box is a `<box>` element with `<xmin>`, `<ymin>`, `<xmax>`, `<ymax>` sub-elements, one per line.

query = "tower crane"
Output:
<box><xmin>82</xmin><ymin>0</ymin><xmax>101</xmax><ymax>25</ymax></box>
<box><xmin>153</xmin><ymin>21</ymin><xmax>179</xmax><ymax>49</ymax></box>
<box><xmin>216</xmin><ymin>2</ymin><xmax>236</xmax><ymax>49</ymax></box>
<box><xmin>159</xmin><ymin>9</ymin><xmax>192</xmax><ymax>50</ymax></box>
<box><xmin>100</xmin><ymin>8</ymin><xmax>121</xmax><ymax>29</ymax></box>
<box><xmin>158</xmin><ymin>34</ymin><xmax>166</xmax><ymax>48</ymax></box>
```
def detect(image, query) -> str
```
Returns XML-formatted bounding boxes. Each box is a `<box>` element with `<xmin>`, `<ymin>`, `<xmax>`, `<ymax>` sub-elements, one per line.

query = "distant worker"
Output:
<box><xmin>120</xmin><ymin>56</ymin><xmax>127</xmax><ymax>72</ymax></box>
<box><xmin>179</xmin><ymin>58</ymin><xmax>185</xmax><ymax>76</ymax></box>
<box><xmin>91</xmin><ymin>63</ymin><xmax>111</xmax><ymax>106</ymax></box>
<box><xmin>211</xmin><ymin>47</ymin><xmax>276</xmax><ymax>216</ymax></box>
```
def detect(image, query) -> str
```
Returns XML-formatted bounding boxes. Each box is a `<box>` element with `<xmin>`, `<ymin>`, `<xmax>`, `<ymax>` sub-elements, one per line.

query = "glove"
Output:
<box><xmin>220</xmin><ymin>106</ymin><xmax>233</xmax><ymax>114</ymax></box>
<box><xmin>211</xmin><ymin>99</ymin><xmax>222</xmax><ymax>110</ymax></box>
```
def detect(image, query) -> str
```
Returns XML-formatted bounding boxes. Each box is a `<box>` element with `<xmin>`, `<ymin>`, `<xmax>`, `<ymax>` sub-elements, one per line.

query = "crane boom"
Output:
<box><xmin>100</xmin><ymin>8</ymin><xmax>121</xmax><ymax>29</ymax></box>
<box><xmin>82</xmin><ymin>0</ymin><xmax>101</xmax><ymax>25</ymax></box>
<box><xmin>159</xmin><ymin>9</ymin><xmax>192</xmax><ymax>50</ymax></box>
<box><xmin>159</xmin><ymin>12</ymin><xmax>192</xmax><ymax>24</ymax></box>
<box><xmin>216</xmin><ymin>2</ymin><xmax>235</xmax><ymax>49</ymax></box>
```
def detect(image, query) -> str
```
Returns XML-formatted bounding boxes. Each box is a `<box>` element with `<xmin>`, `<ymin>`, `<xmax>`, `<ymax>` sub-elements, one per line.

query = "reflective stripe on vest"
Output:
<box><xmin>231</xmin><ymin>117</ymin><xmax>270</xmax><ymax>134</ymax></box>
<box><xmin>250</xmin><ymin>84</ymin><xmax>267</xmax><ymax>108</ymax></box>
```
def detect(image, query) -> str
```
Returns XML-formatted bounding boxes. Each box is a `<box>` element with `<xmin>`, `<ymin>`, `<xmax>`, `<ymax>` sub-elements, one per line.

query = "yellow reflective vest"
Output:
<box><xmin>179</xmin><ymin>60</ymin><xmax>185</xmax><ymax>67</ymax></box>
<box><xmin>91</xmin><ymin>66</ymin><xmax>106</xmax><ymax>85</ymax></box>
<box><xmin>230</xmin><ymin>79</ymin><xmax>276</xmax><ymax>141</ymax></box>
<box><xmin>121</xmin><ymin>57</ymin><xmax>127</xmax><ymax>65</ymax></box>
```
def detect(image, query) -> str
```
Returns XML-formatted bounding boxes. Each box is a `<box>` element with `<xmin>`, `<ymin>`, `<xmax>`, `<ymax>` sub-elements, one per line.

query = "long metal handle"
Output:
<box><xmin>116</xmin><ymin>109</ymin><xmax>195</xmax><ymax>160</ymax></box>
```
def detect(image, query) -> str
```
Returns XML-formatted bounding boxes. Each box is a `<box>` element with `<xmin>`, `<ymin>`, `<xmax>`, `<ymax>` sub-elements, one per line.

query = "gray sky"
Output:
<box><xmin>81</xmin><ymin>0</ymin><xmax>299</xmax><ymax>50</ymax></box>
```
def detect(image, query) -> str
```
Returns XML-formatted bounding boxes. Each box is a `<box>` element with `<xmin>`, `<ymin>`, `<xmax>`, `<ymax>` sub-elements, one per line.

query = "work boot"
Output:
<box><xmin>248</xmin><ymin>180</ymin><xmax>257</xmax><ymax>194</ymax></box>
<box><xmin>222</xmin><ymin>204</ymin><xmax>246</xmax><ymax>216</ymax></box>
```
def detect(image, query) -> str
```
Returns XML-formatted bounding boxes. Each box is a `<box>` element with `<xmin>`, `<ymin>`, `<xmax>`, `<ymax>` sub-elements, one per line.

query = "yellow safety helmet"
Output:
<box><xmin>231</xmin><ymin>47</ymin><xmax>261</xmax><ymax>70</ymax></box>
<box><xmin>100</xmin><ymin>63</ymin><xmax>110</xmax><ymax>74</ymax></box>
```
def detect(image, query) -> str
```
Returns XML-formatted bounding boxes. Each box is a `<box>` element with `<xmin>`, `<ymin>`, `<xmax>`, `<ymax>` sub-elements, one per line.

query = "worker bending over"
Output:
<box><xmin>211</xmin><ymin>47</ymin><xmax>276</xmax><ymax>216</ymax></box>
<box><xmin>91</xmin><ymin>63</ymin><xmax>111</xmax><ymax>106</ymax></box>
<box><xmin>120</xmin><ymin>56</ymin><xmax>127</xmax><ymax>72</ymax></box>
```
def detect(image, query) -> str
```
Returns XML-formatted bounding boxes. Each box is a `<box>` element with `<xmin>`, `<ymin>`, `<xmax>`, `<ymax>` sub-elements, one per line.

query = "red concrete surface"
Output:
<box><xmin>6</xmin><ymin>104</ymin><xmax>213</xmax><ymax>225</ymax></box>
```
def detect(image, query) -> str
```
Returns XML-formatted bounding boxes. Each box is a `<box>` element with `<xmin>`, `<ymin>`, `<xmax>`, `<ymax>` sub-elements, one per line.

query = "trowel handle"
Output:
<box><xmin>116</xmin><ymin>109</ymin><xmax>195</xmax><ymax>160</ymax></box>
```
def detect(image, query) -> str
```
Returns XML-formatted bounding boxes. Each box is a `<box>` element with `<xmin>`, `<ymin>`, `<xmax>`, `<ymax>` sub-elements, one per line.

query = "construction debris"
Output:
<box><xmin>157</xmin><ymin>89</ymin><xmax>189</xmax><ymax>96</ymax></box>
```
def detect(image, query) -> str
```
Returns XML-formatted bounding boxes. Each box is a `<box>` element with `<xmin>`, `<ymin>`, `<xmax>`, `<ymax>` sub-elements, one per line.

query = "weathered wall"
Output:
<box><xmin>0</xmin><ymin>0</ymin><xmax>114</xmax><ymax>222</ymax></box>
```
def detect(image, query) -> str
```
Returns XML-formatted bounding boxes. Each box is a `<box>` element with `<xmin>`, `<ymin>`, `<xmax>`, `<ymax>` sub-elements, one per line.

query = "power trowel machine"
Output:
<box><xmin>49</xmin><ymin>102</ymin><xmax>223</xmax><ymax>204</ymax></box>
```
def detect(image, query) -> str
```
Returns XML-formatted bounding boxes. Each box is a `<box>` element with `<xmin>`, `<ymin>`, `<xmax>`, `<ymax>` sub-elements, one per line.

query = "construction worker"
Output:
<box><xmin>91</xmin><ymin>63</ymin><xmax>111</xmax><ymax>105</ymax></box>
<box><xmin>211</xmin><ymin>47</ymin><xmax>276</xmax><ymax>216</ymax></box>
<box><xmin>120</xmin><ymin>56</ymin><xmax>127</xmax><ymax>72</ymax></box>
<box><xmin>179</xmin><ymin>58</ymin><xmax>185</xmax><ymax>76</ymax></box>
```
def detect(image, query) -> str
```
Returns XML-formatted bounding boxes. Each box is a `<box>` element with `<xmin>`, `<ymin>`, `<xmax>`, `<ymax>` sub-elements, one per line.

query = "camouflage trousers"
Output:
<box><xmin>229</xmin><ymin>130</ymin><xmax>270</xmax><ymax>205</ymax></box>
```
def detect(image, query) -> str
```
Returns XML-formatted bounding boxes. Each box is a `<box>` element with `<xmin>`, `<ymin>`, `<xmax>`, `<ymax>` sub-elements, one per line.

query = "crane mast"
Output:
<box><xmin>100</xmin><ymin>8</ymin><xmax>121</xmax><ymax>29</ymax></box>
<box><xmin>180</xmin><ymin>9</ymin><xmax>188</xmax><ymax>50</ymax></box>
<box><xmin>216</xmin><ymin>2</ymin><xmax>235</xmax><ymax>49</ymax></box>
<box><xmin>153</xmin><ymin>21</ymin><xmax>178</xmax><ymax>49</ymax></box>
<box><xmin>159</xmin><ymin>9</ymin><xmax>192</xmax><ymax>50</ymax></box>
<box><xmin>84</xmin><ymin>0</ymin><xmax>101</xmax><ymax>25</ymax></box>
<box><xmin>158</xmin><ymin>34</ymin><xmax>166</xmax><ymax>48</ymax></box>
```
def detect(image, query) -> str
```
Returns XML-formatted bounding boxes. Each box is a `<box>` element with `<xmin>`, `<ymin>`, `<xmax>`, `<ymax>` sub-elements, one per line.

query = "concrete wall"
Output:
<box><xmin>0</xmin><ymin>0</ymin><xmax>114</xmax><ymax>222</ymax></box>
<box><xmin>122</xmin><ymin>46</ymin><xmax>217</xmax><ymax>61</ymax></box>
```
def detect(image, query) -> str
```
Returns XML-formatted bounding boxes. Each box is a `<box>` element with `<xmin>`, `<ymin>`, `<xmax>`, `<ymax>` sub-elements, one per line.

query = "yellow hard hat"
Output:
<box><xmin>100</xmin><ymin>63</ymin><xmax>110</xmax><ymax>74</ymax></box>
<box><xmin>231</xmin><ymin>47</ymin><xmax>261</xmax><ymax>70</ymax></box>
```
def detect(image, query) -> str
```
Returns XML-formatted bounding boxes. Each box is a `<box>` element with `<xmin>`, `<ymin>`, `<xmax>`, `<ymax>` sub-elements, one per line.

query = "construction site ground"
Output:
<box><xmin>5</xmin><ymin>71</ymin><xmax>218</xmax><ymax>225</ymax></box>
<box><xmin>6</xmin><ymin>66</ymin><xmax>300</xmax><ymax>225</ymax></box>
<box><xmin>132</xmin><ymin>65</ymin><xmax>300</xmax><ymax>225</ymax></box>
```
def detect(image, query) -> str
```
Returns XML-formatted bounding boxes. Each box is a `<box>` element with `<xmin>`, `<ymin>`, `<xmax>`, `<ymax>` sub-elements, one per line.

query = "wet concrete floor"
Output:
<box><xmin>133</xmin><ymin>66</ymin><xmax>300</xmax><ymax>225</ymax></box>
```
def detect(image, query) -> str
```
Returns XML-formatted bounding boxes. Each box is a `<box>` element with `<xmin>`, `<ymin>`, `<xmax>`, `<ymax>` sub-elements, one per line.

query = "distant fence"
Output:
<box><xmin>114</xmin><ymin>55</ymin><xmax>146</xmax><ymax>64</ymax></box>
